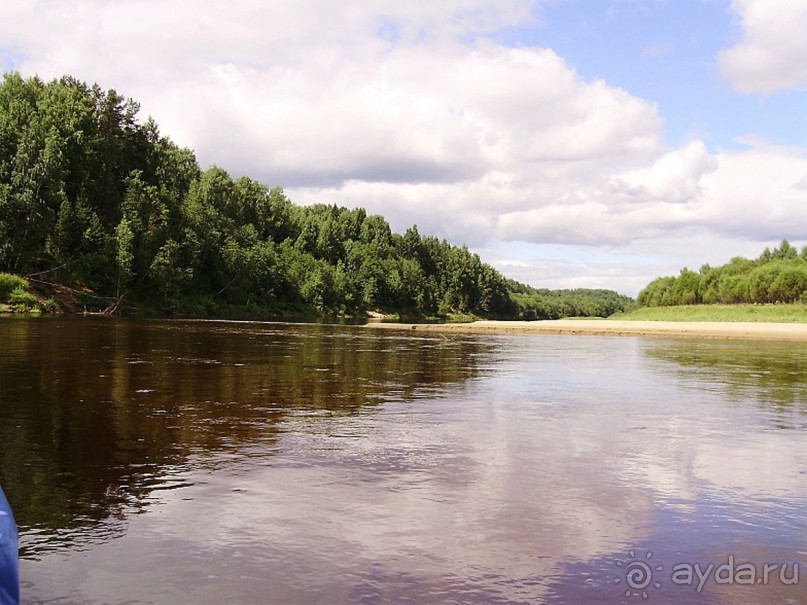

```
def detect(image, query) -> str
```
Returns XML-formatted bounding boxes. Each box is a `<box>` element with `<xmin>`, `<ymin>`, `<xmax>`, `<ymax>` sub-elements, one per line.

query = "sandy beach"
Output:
<box><xmin>365</xmin><ymin>319</ymin><xmax>807</xmax><ymax>341</ymax></box>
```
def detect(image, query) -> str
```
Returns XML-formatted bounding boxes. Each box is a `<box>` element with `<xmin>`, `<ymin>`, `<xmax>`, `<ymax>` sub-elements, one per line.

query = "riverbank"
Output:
<box><xmin>365</xmin><ymin>319</ymin><xmax>807</xmax><ymax>341</ymax></box>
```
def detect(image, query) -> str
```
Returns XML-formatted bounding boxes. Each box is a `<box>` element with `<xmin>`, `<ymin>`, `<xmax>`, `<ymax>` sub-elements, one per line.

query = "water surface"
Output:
<box><xmin>1</xmin><ymin>318</ymin><xmax>806</xmax><ymax>604</ymax></box>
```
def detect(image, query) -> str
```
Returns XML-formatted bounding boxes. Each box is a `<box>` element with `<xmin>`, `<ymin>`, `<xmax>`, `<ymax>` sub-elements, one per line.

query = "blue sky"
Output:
<box><xmin>520</xmin><ymin>1</ymin><xmax>739</xmax><ymax>146</ymax></box>
<box><xmin>519</xmin><ymin>1</ymin><xmax>806</xmax><ymax>150</ymax></box>
<box><xmin>2</xmin><ymin>0</ymin><xmax>807</xmax><ymax>295</ymax></box>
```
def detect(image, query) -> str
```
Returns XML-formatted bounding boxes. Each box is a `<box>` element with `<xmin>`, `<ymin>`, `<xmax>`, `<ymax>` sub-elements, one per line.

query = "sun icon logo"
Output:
<box><xmin>614</xmin><ymin>550</ymin><xmax>663</xmax><ymax>599</ymax></box>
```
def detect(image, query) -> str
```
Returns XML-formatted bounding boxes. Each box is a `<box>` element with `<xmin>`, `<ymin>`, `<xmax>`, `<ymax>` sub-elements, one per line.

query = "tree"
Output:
<box><xmin>0</xmin><ymin>72</ymin><xmax>634</xmax><ymax>319</ymax></box>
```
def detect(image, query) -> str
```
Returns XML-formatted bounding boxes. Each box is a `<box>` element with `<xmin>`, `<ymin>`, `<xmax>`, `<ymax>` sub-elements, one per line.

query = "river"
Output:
<box><xmin>1</xmin><ymin>318</ymin><xmax>806</xmax><ymax>604</ymax></box>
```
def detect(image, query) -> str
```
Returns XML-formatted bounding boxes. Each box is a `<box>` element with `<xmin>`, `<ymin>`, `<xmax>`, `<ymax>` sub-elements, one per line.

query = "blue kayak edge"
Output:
<box><xmin>0</xmin><ymin>486</ymin><xmax>19</xmax><ymax>605</ymax></box>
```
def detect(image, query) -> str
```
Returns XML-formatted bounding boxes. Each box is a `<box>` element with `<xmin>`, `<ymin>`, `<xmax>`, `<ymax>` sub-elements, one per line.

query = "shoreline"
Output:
<box><xmin>365</xmin><ymin>319</ymin><xmax>807</xmax><ymax>341</ymax></box>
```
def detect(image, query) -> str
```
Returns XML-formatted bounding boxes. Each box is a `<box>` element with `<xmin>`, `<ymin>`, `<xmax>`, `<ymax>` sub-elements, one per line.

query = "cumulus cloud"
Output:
<box><xmin>699</xmin><ymin>141</ymin><xmax>807</xmax><ymax>240</ymax></box>
<box><xmin>610</xmin><ymin>141</ymin><xmax>718</xmax><ymax>204</ymax></box>
<box><xmin>719</xmin><ymin>0</ymin><xmax>807</xmax><ymax>93</ymax></box>
<box><xmin>294</xmin><ymin>136</ymin><xmax>807</xmax><ymax>256</ymax></box>
<box><xmin>0</xmin><ymin>4</ymin><xmax>658</xmax><ymax>175</ymax></box>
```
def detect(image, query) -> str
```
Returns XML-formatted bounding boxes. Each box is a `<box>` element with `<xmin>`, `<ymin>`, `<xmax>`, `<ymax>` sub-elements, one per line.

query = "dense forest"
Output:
<box><xmin>0</xmin><ymin>72</ymin><xmax>631</xmax><ymax>319</ymax></box>
<box><xmin>638</xmin><ymin>240</ymin><xmax>807</xmax><ymax>307</ymax></box>
<box><xmin>507</xmin><ymin>281</ymin><xmax>633</xmax><ymax>320</ymax></box>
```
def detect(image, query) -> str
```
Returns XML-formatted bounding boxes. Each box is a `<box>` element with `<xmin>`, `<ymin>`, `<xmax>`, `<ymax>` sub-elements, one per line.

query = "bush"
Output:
<box><xmin>0</xmin><ymin>273</ymin><xmax>29</xmax><ymax>302</ymax></box>
<box><xmin>718</xmin><ymin>274</ymin><xmax>750</xmax><ymax>304</ymax></box>
<box><xmin>638</xmin><ymin>243</ymin><xmax>807</xmax><ymax>308</ymax></box>
<box><xmin>40</xmin><ymin>297</ymin><xmax>59</xmax><ymax>314</ymax></box>
<box><xmin>8</xmin><ymin>287</ymin><xmax>39</xmax><ymax>312</ymax></box>
<box><xmin>769</xmin><ymin>267</ymin><xmax>807</xmax><ymax>303</ymax></box>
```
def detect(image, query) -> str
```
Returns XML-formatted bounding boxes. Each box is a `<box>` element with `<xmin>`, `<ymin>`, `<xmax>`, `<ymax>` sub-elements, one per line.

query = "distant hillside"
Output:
<box><xmin>0</xmin><ymin>72</ymin><xmax>631</xmax><ymax>319</ymax></box>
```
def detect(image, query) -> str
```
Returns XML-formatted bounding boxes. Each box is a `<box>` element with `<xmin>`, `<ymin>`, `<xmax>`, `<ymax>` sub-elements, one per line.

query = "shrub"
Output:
<box><xmin>718</xmin><ymin>274</ymin><xmax>750</xmax><ymax>303</ymax></box>
<box><xmin>40</xmin><ymin>297</ymin><xmax>59</xmax><ymax>314</ymax></box>
<box><xmin>0</xmin><ymin>273</ymin><xmax>29</xmax><ymax>302</ymax></box>
<box><xmin>8</xmin><ymin>287</ymin><xmax>39</xmax><ymax>312</ymax></box>
<box><xmin>769</xmin><ymin>267</ymin><xmax>807</xmax><ymax>303</ymax></box>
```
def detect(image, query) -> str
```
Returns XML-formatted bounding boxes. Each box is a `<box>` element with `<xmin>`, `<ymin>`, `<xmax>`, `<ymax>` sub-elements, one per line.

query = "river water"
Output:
<box><xmin>1</xmin><ymin>318</ymin><xmax>806</xmax><ymax>604</ymax></box>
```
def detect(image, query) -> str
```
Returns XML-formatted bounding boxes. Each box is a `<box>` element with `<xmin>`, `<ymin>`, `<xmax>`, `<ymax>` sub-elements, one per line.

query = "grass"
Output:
<box><xmin>610</xmin><ymin>304</ymin><xmax>807</xmax><ymax>323</ymax></box>
<box><xmin>0</xmin><ymin>272</ymin><xmax>29</xmax><ymax>302</ymax></box>
<box><xmin>0</xmin><ymin>273</ymin><xmax>59</xmax><ymax>315</ymax></box>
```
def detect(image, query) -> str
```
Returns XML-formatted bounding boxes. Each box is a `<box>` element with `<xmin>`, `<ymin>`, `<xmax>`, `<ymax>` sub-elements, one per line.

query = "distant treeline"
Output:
<box><xmin>638</xmin><ymin>240</ymin><xmax>807</xmax><ymax>306</ymax></box>
<box><xmin>0</xmin><ymin>72</ymin><xmax>631</xmax><ymax>319</ymax></box>
<box><xmin>508</xmin><ymin>281</ymin><xmax>634</xmax><ymax>320</ymax></box>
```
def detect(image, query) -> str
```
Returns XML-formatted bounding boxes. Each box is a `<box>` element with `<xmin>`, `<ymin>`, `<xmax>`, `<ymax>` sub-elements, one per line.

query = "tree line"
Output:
<box><xmin>0</xmin><ymin>72</ymin><xmax>631</xmax><ymax>319</ymax></box>
<box><xmin>508</xmin><ymin>280</ymin><xmax>633</xmax><ymax>320</ymax></box>
<box><xmin>638</xmin><ymin>240</ymin><xmax>807</xmax><ymax>307</ymax></box>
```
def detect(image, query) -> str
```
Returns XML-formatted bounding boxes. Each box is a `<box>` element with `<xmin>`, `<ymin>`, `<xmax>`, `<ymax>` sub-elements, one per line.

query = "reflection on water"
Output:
<box><xmin>645</xmin><ymin>339</ymin><xmax>807</xmax><ymax>422</ymax></box>
<box><xmin>0</xmin><ymin>319</ymin><xmax>492</xmax><ymax>559</ymax></box>
<box><xmin>1</xmin><ymin>320</ymin><xmax>807</xmax><ymax>604</ymax></box>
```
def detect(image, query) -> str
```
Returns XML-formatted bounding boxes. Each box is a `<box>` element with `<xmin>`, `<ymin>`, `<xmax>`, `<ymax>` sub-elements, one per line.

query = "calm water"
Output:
<box><xmin>1</xmin><ymin>318</ymin><xmax>807</xmax><ymax>604</ymax></box>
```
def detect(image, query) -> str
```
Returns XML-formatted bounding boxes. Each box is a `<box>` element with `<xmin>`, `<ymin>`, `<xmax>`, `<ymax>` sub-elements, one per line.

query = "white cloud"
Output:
<box><xmin>0</xmin><ymin>1</ymin><xmax>662</xmax><ymax>187</ymax></box>
<box><xmin>699</xmin><ymin>141</ymin><xmax>807</xmax><ymax>240</ymax></box>
<box><xmin>292</xmin><ymin>136</ymin><xmax>807</xmax><ymax>258</ymax></box>
<box><xmin>610</xmin><ymin>141</ymin><xmax>718</xmax><ymax>204</ymax></box>
<box><xmin>719</xmin><ymin>0</ymin><xmax>807</xmax><ymax>93</ymax></box>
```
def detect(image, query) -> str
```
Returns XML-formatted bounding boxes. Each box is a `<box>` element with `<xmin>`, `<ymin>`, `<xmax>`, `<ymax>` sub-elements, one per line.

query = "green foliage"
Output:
<box><xmin>0</xmin><ymin>272</ymin><xmax>28</xmax><ymax>301</ymax></box>
<box><xmin>510</xmin><ymin>284</ymin><xmax>633</xmax><ymax>320</ymax></box>
<box><xmin>638</xmin><ymin>240</ymin><xmax>807</xmax><ymax>307</ymax></box>
<box><xmin>0</xmin><ymin>72</ymin><xmax>631</xmax><ymax>319</ymax></box>
<box><xmin>39</xmin><ymin>297</ymin><xmax>58</xmax><ymax>313</ymax></box>
<box><xmin>8</xmin><ymin>286</ymin><xmax>38</xmax><ymax>311</ymax></box>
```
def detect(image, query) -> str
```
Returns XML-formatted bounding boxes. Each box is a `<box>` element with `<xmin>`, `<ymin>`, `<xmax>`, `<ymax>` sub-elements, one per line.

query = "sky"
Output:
<box><xmin>2</xmin><ymin>0</ymin><xmax>807</xmax><ymax>296</ymax></box>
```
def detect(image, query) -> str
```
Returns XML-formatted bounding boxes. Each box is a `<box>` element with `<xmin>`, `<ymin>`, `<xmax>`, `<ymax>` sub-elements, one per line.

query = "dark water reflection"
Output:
<box><xmin>1</xmin><ymin>320</ymin><xmax>807</xmax><ymax>604</ymax></box>
<box><xmin>0</xmin><ymin>319</ymin><xmax>492</xmax><ymax>557</ymax></box>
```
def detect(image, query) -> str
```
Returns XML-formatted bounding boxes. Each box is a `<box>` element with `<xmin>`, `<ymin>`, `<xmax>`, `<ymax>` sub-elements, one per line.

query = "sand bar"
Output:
<box><xmin>365</xmin><ymin>319</ymin><xmax>807</xmax><ymax>341</ymax></box>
